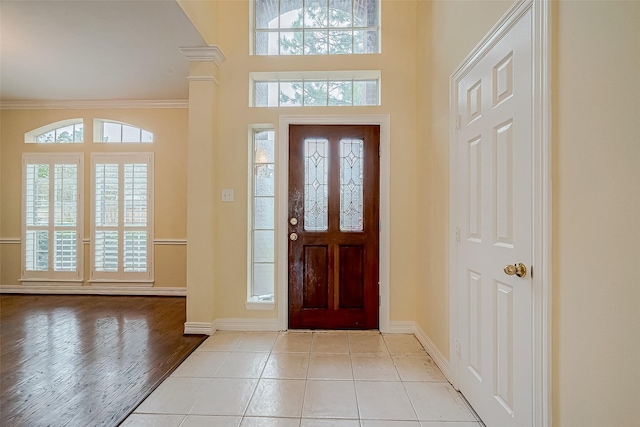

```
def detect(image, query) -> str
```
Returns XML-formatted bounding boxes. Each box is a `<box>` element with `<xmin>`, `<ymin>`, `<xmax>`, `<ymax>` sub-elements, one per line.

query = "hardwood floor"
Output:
<box><xmin>0</xmin><ymin>295</ymin><xmax>206</xmax><ymax>427</ymax></box>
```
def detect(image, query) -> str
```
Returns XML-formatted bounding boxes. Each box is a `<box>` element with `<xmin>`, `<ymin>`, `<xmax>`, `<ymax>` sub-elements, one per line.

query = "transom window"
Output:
<box><xmin>254</xmin><ymin>0</ymin><xmax>380</xmax><ymax>55</ymax></box>
<box><xmin>25</xmin><ymin>119</ymin><xmax>84</xmax><ymax>143</ymax></box>
<box><xmin>251</xmin><ymin>71</ymin><xmax>380</xmax><ymax>107</ymax></box>
<box><xmin>93</xmin><ymin>119</ymin><xmax>153</xmax><ymax>143</ymax></box>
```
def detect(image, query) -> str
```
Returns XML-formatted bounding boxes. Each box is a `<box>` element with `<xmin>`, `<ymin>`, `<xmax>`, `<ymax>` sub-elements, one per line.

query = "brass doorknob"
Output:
<box><xmin>289</xmin><ymin>233</ymin><xmax>298</xmax><ymax>241</ymax></box>
<box><xmin>504</xmin><ymin>263</ymin><xmax>527</xmax><ymax>278</ymax></box>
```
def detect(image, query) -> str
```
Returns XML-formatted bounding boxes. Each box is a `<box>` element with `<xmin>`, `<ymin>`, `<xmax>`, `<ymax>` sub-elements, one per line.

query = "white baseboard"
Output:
<box><xmin>387</xmin><ymin>320</ymin><xmax>416</xmax><ymax>334</ymax></box>
<box><xmin>214</xmin><ymin>318</ymin><xmax>281</xmax><ymax>332</ymax></box>
<box><xmin>413</xmin><ymin>322</ymin><xmax>452</xmax><ymax>381</ymax></box>
<box><xmin>184</xmin><ymin>322</ymin><xmax>214</xmax><ymax>335</ymax></box>
<box><xmin>387</xmin><ymin>320</ymin><xmax>451</xmax><ymax>382</ymax></box>
<box><xmin>0</xmin><ymin>285</ymin><xmax>186</xmax><ymax>296</ymax></box>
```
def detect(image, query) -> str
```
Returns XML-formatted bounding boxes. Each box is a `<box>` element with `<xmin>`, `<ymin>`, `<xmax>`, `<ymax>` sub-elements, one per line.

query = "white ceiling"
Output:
<box><xmin>0</xmin><ymin>0</ymin><xmax>207</xmax><ymax>102</ymax></box>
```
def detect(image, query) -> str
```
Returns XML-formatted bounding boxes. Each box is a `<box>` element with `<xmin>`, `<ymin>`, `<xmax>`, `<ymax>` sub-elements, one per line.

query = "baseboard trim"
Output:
<box><xmin>387</xmin><ymin>320</ymin><xmax>451</xmax><ymax>382</ymax></box>
<box><xmin>0</xmin><ymin>285</ymin><xmax>186</xmax><ymax>296</ymax></box>
<box><xmin>214</xmin><ymin>318</ymin><xmax>281</xmax><ymax>332</ymax></box>
<box><xmin>184</xmin><ymin>322</ymin><xmax>214</xmax><ymax>335</ymax></box>
<box><xmin>413</xmin><ymin>322</ymin><xmax>452</xmax><ymax>381</ymax></box>
<box><xmin>387</xmin><ymin>321</ymin><xmax>416</xmax><ymax>334</ymax></box>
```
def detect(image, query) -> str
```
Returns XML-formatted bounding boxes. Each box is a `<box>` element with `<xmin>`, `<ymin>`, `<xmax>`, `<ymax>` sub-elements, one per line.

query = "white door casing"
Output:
<box><xmin>450</xmin><ymin>0</ymin><xmax>551</xmax><ymax>426</ymax></box>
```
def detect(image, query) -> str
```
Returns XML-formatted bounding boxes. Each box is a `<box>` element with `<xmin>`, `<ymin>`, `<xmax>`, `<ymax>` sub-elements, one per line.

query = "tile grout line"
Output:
<box><xmin>347</xmin><ymin>332</ymin><xmax>362</xmax><ymax>423</ymax></box>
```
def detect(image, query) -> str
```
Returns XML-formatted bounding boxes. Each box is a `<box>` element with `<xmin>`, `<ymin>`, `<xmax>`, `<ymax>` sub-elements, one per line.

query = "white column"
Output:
<box><xmin>181</xmin><ymin>46</ymin><xmax>226</xmax><ymax>334</ymax></box>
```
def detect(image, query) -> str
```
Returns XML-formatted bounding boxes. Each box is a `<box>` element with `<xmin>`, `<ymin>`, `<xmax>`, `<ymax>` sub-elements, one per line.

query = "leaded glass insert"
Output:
<box><xmin>304</xmin><ymin>138</ymin><xmax>329</xmax><ymax>231</ymax></box>
<box><xmin>340</xmin><ymin>138</ymin><xmax>364</xmax><ymax>231</ymax></box>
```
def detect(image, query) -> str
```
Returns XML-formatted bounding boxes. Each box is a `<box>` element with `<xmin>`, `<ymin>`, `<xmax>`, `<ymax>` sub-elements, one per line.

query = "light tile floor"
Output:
<box><xmin>122</xmin><ymin>331</ymin><xmax>484</xmax><ymax>427</ymax></box>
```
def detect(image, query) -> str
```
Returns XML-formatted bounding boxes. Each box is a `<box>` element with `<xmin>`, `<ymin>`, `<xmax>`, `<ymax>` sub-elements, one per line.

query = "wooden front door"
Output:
<box><xmin>288</xmin><ymin>125</ymin><xmax>379</xmax><ymax>329</ymax></box>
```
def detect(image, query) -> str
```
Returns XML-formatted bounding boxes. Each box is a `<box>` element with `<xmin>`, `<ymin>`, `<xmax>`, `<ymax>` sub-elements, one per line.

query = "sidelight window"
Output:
<box><xmin>248</xmin><ymin>130</ymin><xmax>276</xmax><ymax>304</ymax></box>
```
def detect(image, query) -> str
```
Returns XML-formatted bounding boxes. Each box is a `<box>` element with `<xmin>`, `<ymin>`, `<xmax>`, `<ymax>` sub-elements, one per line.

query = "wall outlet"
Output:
<box><xmin>221</xmin><ymin>189</ymin><xmax>234</xmax><ymax>202</ymax></box>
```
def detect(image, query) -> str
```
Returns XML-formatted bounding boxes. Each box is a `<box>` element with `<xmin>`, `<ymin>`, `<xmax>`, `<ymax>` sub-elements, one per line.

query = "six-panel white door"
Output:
<box><xmin>456</xmin><ymin>8</ymin><xmax>534</xmax><ymax>427</ymax></box>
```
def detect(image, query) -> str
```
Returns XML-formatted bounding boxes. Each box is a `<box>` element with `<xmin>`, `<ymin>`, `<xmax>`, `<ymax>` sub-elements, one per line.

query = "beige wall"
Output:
<box><xmin>552</xmin><ymin>1</ymin><xmax>640</xmax><ymax>425</ymax></box>
<box><xmin>415</xmin><ymin>0</ymin><xmax>512</xmax><ymax>361</ymax></box>
<box><xmin>419</xmin><ymin>0</ymin><xmax>640</xmax><ymax>425</ymax></box>
<box><xmin>193</xmin><ymin>0</ymin><xmax>420</xmax><ymax>320</ymax></box>
<box><xmin>0</xmin><ymin>108</ymin><xmax>189</xmax><ymax>288</ymax></box>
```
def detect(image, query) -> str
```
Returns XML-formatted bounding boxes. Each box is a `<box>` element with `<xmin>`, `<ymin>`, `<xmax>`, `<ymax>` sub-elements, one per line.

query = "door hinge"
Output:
<box><xmin>379</xmin><ymin>295</ymin><xmax>381</xmax><ymax>307</ymax></box>
<box><xmin>378</xmin><ymin>144</ymin><xmax>381</xmax><ymax>157</ymax></box>
<box><xmin>455</xmin><ymin>227</ymin><xmax>460</xmax><ymax>242</ymax></box>
<box><xmin>455</xmin><ymin>115</ymin><xmax>462</xmax><ymax>130</ymax></box>
<box><xmin>455</xmin><ymin>339</ymin><xmax>461</xmax><ymax>357</ymax></box>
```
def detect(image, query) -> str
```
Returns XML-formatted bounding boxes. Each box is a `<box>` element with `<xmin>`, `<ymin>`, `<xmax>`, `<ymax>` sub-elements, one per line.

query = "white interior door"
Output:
<box><xmin>455</xmin><ymin>7</ymin><xmax>534</xmax><ymax>427</ymax></box>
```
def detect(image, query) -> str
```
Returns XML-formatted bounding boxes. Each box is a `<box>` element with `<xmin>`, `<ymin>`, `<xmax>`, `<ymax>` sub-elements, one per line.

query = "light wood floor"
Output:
<box><xmin>0</xmin><ymin>294</ymin><xmax>206</xmax><ymax>427</ymax></box>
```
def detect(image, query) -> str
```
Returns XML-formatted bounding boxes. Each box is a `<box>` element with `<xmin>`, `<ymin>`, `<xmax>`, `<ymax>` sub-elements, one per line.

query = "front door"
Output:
<box><xmin>288</xmin><ymin>125</ymin><xmax>379</xmax><ymax>329</ymax></box>
<box><xmin>455</xmin><ymin>7</ymin><xmax>534</xmax><ymax>427</ymax></box>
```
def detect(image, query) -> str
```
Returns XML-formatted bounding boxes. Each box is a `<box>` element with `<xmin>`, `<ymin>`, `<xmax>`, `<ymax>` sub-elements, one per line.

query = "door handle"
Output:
<box><xmin>290</xmin><ymin>233</ymin><xmax>298</xmax><ymax>241</ymax></box>
<box><xmin>504</xmin><ymin>263</ymin><xmax>527</xmax><ymax>278</ymax></box>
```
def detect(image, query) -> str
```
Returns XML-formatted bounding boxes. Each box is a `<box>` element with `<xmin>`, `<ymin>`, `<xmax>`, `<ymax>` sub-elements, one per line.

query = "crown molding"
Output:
<box><xmin>0</xmin><ymin>100</ymin><xmax>189</xmax><ymax>110</ymax></box>
<box><xmin>179</xmin><ymin>45</ymin><xmax>226</xmax><ymax>66</ymax></box>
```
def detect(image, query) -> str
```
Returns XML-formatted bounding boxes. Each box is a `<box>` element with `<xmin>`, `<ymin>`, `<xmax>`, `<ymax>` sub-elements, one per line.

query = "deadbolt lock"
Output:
<box><xmin>290</xmin><ymin>217</ymin><xmax>298</xmax><ymax>226</ymax></box>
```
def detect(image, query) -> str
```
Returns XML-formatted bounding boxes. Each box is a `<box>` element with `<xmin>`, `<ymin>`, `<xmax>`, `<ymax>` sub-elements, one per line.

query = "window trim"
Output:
<box><xmin>90</xmin><ymin>152</ymin><xmax>154</xmax><ymax>284</ymax></box>
<box><xmin>247</xmin><ymin>127</ymin><xmax>276</xmax><ymax>309</ymax></box>
<box><xmin>21</xmin><ymin>153</ymin><xmax>84</xmax><ymax>282</ymax></box>
<box><xmin>24</xmin><ymin>119</ymin><xmax>84</xmax><ymax>143</ymax></box>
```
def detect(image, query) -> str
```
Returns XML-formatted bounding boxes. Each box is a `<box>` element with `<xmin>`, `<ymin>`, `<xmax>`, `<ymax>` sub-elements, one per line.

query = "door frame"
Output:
<box><xmin>449</xmin><ymin>0</ymin><xmax>551</xmax><ymax>426</ymax></box>
<box><xmin>278</xmin><ymin>115</ymin><xmax>391</xmax><ymax>332</ymax></box>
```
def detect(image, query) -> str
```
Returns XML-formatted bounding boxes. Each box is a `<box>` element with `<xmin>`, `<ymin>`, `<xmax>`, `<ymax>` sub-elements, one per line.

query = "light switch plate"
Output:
<box><xmin>221</xmin><ymin>189</ymin><xmax>234</xmax><ymax>202</ymax></box>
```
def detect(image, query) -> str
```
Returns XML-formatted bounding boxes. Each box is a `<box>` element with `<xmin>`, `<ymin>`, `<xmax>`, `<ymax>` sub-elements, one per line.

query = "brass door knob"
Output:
<box><xmin>504</xmin><ymin>263</ymin><xmax>527</xmax><ymax>278</ymax></box>
<box><xmin>290</xmin><ymin>233</ymin><xmax>298</xmax><ymax>241</ymax></box>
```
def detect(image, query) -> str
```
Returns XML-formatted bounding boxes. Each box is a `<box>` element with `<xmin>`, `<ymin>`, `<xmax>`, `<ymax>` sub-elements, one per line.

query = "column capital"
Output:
<box><xmin>179</xmin><ymin>45</ymin><xmax>226</xmax><ymax>67</ymax></box>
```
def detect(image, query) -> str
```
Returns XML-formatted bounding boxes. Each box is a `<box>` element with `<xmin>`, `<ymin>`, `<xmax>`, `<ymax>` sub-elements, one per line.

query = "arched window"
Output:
<box><xmin>253</xmin><ymin>0</ymin><xmax>380</xmax><ymax>55</ymax></box>
<box><xmin>93</xmin><ymin>119</ymin><xmax>153</xmax><ymax>143</ymax></box>
<box><xmin>25</xmin><ymin>119</ymin><xmax>84</xmax><ymax>143</ymax></box>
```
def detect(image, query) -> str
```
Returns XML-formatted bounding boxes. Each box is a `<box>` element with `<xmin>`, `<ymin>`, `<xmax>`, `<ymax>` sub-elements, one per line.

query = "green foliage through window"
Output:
<box><xmin>255</xmin><ymin>0</ymin><xmax>379</xmax><ymax>55</ymax></box>
<box><xmin>254</xmin><ymin>78</ymin><xmax>379</xmax><ymax>107</ymax></box>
